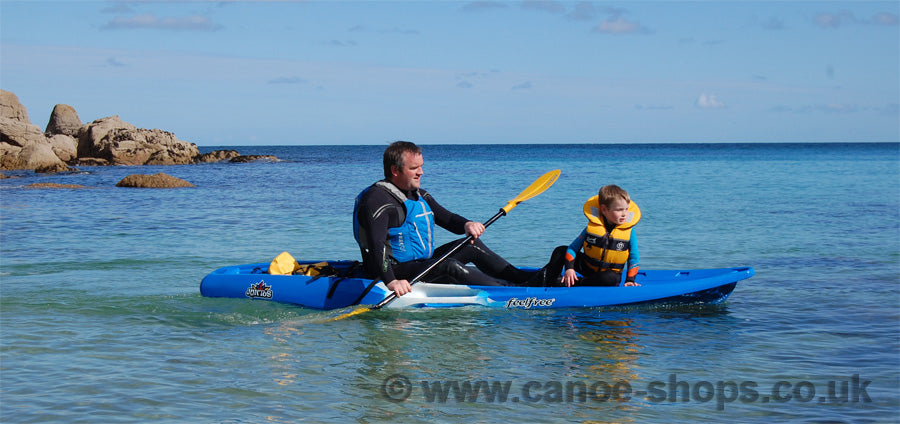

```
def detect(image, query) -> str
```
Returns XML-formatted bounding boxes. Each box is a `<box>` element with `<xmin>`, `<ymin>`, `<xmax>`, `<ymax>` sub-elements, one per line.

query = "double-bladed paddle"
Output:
<box><xmin>329</xmin><ymin>169</ymin><xmax>561</xmax><ymax>321</ymax></box>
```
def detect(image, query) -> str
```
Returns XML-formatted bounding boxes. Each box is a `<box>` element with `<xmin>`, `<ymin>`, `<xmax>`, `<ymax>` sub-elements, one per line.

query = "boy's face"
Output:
<box><xmin>600</xmin><ymin>198</ymin><xmax>630</xmax><ymax>225</ymax></box>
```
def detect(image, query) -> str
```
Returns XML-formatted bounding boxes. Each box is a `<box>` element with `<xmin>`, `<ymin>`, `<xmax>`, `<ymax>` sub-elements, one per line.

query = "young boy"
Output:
<box><xmin>556</xmin><ymin>185</ymin><xmax>641</xmax><ymax>287</ymax></box>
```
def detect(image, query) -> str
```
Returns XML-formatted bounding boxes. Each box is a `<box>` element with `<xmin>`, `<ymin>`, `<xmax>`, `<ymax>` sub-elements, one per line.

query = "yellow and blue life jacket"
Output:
<box><xmin>580</xmin><ymin>195</ymin><xmax>640</xmax><ymax>273</ymax></box>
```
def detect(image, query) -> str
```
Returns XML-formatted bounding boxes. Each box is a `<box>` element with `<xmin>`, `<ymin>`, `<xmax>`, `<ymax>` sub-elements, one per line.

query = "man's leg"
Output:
<box><xmin>393</xmin><ymin>255</ymin><xmax>508</xmax><ymax>286</ymax></box>
<box><xmin>434</xmin><ymin>238</ymin><xmax>536</xmax><ymax>284</ymax></box>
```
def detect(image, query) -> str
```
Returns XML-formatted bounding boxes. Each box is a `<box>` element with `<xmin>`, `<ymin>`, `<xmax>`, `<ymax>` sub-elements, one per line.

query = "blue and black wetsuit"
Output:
<box><xmin>354</xmin><ymin>180</ymin><xmax>534</xmax><ymax>286</ymax></box>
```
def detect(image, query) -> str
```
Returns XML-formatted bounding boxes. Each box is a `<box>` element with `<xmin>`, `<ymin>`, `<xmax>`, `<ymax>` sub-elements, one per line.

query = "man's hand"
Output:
<box><xmin>464</xmin><ymin>221</ymin><xmax>485</xmax><ymax>240</ymax></box>
<box><xmin>386</xmin><ymin>279</ymin><xmax>412</xmax><ymax>296</ymax></box>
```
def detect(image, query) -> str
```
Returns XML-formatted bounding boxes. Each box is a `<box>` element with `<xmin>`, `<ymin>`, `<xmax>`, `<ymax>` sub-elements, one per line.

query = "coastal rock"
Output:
<box><xmin>0</xmin><ymin>114</ymin><xmax>46</xmax><ymax>148</ymax></box>
<box><xmin>197</xmin><ymin>149</ymin><xmax>240</xmax><ymax>163</ymax></box>
<box><xmin>75</xmin><ymin>157</ymin><xmax>110</xmax><ymax>166</ymax></box>
<box><xmin>0</xmin><ymin>90</ymin><xmax>30</xmax><ymax>122</ymax></box>
<box><xmin>78</xmin><ymin>116</ymin><xmax>200</xmax><ymax>166</ymax></box>
<box><xmin>115</xmin><ymin>172</ymin><xmax>195</xmax><ymax>188</ymax></box>
<box><xmin>34</xmin><ymin>162</ymin><xmax>77</xmax><ymax>174</ymax></box>
<box><xmin>25</xmin><ymin>182</ymin><xmax>88</xmax><ymax>189</ymax></box>
<box><xmin>45</xmin><ymin>104</ymin><xmax>82</xmax><ymax>137</ymax></box>
<box><xmin>48</xmin><ymin>134</ymin><xmax>78</xmax><ymax>163</ymax></box>
<box><xmin>0</xmin><ymin>90</ymin><xmax>67</xmax><ymax>171</ymax></box>
<box><xmin>1</xmin><ymin>90</ymin><xmax>279</xmax><ymax>171</ymax></box>
<box><xmin>230</xmin><ymin>155</ymin><xmax>278</xmax><ymax>163</ymax></box>
<box><xmin>0</xmin><ymin>130</ymin><xmax>68</xmax><ymax>171</ymax></box>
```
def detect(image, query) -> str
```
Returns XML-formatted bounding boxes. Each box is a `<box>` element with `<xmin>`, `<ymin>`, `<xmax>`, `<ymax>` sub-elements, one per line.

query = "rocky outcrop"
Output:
<box><xmin>0</xmin><ymin>108</ymin><xmax>70</xmax><ymax>171</ymax></box>
<box><xmin>1</xmin><ymin>90</ymin><xmax>77</xmax><ymax>172</ymax></box>
<box><xmin>0</xmin><ymin>90</ymin><xmax>276</xmax><ymax>172</ymax></box>
<box><xmin>25</xmin><ymin>182</ymin><xmax>88</xmax><ymax>189</ymax></box>
<box><xmin>48</xmin><ymin>134</ymin><xmax>78</xmax><ymax>163</ymax></box>
<box><xmin>230</xmin><ymin>155</ymin><xmax>278</xmax><ymax>163</ymax></box>
<box><xmin>197</xmin><ymin>149</ymin><xmax>240</xmax><ymax>163</ymax></box>
<box><xmin>77</xmin><ymin>116</ymin><xmax>199</xmax><ymax>166</ymax></box>
<box><xmin>116</xmin><ymin>173</ymin><xmax>195</xmax><ymax>188</ymax></box>
<box><xmin>0</xmin><ymin>90</ymin><xmax>30</xmax><ymax>122</ymax></box>
<box><xmin>45</xmin><ymin>104</ymin><xmax>82</xmax><ymax>137</ymax></box>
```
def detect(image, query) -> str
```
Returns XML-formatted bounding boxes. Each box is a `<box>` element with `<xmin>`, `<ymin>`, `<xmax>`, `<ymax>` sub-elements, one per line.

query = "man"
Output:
<box><xmin>353</xmin><ymin>141</ymin><xmax>537</xmax><ymax>296</ymax></box>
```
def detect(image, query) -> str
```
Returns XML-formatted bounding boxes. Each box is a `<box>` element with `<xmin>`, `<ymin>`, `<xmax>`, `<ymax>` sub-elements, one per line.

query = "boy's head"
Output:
<box><xmin>598</xmin><ymin>185</ymin><xmax>631</xmax><ymax>225</ymax></box>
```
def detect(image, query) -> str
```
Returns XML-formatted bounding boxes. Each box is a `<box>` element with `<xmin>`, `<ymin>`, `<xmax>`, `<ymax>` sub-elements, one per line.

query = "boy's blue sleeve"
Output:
<box><xmin>565</xmin><ymin>229</ymin><xmax>587</xmax><ymax>269</ymax></box>
<box><xmin>628</xmin><ymin>230</ymin><xmax>639</xmax><ymax>270</ymax></box>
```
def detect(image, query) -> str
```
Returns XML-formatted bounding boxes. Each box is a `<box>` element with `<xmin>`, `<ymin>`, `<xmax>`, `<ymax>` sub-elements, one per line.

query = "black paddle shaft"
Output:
<box><xmin>373</xmin><ymin>209</ymin><xmax>507</xmax><ymax>309</ymax></box>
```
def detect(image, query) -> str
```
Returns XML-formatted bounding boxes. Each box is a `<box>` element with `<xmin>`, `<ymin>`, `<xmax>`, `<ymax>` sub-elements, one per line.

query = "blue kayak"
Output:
<box><xmin>199</xmin><ymin>260</ymin><xmax>754</xmax><ymax>309</ymax></box>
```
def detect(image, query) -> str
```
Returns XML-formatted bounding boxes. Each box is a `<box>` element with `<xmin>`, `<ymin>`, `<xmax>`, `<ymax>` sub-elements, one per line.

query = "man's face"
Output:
<box><xmin>391</xmin><ymin>151</ymin><xmax>424</xmax><ymax>191</ymax></box>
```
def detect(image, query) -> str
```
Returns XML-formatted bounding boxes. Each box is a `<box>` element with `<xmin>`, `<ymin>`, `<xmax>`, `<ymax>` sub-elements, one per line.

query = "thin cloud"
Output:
<box><xmin>106</xmin><ymin>57</ymin><xmax>127</xmax><ymax>67</ymax></box>
<box><xmin>326</xmin><ymin>40</ymin><xmax>358</xmax><ymax>47</ymax></box>
<box><xmin>873</xmin><ymin>12</ymin><xmax>899</xmax><ymax>26</ymax></box>
<box><xmin>100</xmin><ymin>3</ymin><xmax>134</xmax><ymax>14</ymax></box>
<box><xmin>815</xmin><ymin>10</ymin><xmax>899</xmax><ymax>28</ymax></box>
<box><xmin>696</xmin><ymin>94</ymin><xmax>726</xmax><ymax>109</ymax></box>
<box><xmin>593</xmin><ymin>17</ymin><xmax>650</xmax><ymax>34</ymax></box>
<box><xmin>818</xmin><ymin>103</ymin><xmax>858</xmax><ymax>114</ymax></box>
<box><xmin>268</xmin><ymin>76</ymin><xmax>308</xmax><ymax>85</ymax></box>
<box><xmin>460</xmin><ymin>1</ymin><xmax>509</xmax><ymax>13</ymax></box>
<box><xmin>102</xmin><ymin>13</ymin><xmax>223</xmax><ymax>31</ymax></box>
<box><xmin>511</xmin><ymin>81</ymin><xmax>532</xmax><ymax>90</ymax></box>
<box><xmin>348</xmin><ymin>25</ymin><xmax>419</xmax><ymax>35</ymax></box>
<box><xmin>815</xmin><ymin>10</ymin><xmax>858</xmax><ymax>28</ymax></box>
<box><xmin>567</xmin><ymin>2</ymin><xmax>598</xmax><ymax>21</ymax></box>
<box><xmin>881</xmin><ymin>103</ymin><xmax>900</xmax><ymax>116</ymax></box>
<box><xmin>520</xmin><ymin>1</ymin><xmax>566</xmax><ymax>14</ymax></box>
<box><xmin>761</xmin><ymin>17</ymin><xmax>786</xmax><ymax>30</ymax></box>
<box><xmin>770</xmin><ymin>103</ymin><xmax>869</xmax><ymax>114</ymax></box>
<box><xmin>635</xmin><ymin>104</ymin><xmax>674</xmax><ymax>111</ymax></box>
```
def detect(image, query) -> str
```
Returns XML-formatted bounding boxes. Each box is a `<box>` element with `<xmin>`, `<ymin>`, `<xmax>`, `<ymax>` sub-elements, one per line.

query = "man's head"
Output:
<box><xmin>383</xmin><ymin>141</ymin><xmax>424</xmax><ymax>191</ymax></box>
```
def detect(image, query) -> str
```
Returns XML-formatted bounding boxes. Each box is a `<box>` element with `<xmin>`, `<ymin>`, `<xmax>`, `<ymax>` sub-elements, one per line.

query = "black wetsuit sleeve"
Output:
<box><xmin>421</xmin><ymin>190</ymin><xmax>469</xmax><ymax>235</ymax></box>
<box><xmin>356</xmin><ymin>187</ymin><xmax>403</xmax><ymax>283</ymax></box>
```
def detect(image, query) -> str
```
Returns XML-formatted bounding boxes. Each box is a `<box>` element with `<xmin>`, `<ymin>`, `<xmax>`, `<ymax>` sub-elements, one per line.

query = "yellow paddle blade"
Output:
<box><xmin>501</xmin><ymin>169</ymin><xmax>560</xmax><ymax>214</ymax></box>
<box><xmin>326</xmin><ymin>306</ymin><xmax>373</xmax><ymax>322</ymax></box>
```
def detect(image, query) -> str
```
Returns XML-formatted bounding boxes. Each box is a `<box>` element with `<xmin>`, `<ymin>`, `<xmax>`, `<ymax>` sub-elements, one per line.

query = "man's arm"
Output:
<box><xmin>422</xmin><ymin>190</ymin><xmax>469</xmax><ymax>235</ymax></box>
<box><xmin>357</xmin><ymin>188</ymin><xmax>402</xmax><ymax>283</ymax></box>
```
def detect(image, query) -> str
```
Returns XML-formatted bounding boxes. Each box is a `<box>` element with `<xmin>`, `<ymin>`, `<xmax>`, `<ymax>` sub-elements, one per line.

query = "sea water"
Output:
<box><xmin>1</xmin><ymin>143</ymin><xmax>898</xmax><ymax>423</ymax></box>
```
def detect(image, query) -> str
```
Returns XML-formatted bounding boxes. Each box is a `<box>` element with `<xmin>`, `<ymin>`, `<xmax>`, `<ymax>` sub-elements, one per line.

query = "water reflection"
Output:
<box><xmin>255</xmin><ymin>303</ymin><xmax>740</xmax><ymax>422</ymax></box>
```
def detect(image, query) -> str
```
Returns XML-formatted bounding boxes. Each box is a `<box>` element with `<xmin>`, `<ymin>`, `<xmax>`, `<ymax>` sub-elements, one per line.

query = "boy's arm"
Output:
<box><xmin>564</xmin><ymin>229</ymin><xmax>587</xmax><ymax>270</ymax></box>
<box><xmin>624</xmin><ymin>230</ymin><xmax>639</xmax><ymax>284</ymax></box>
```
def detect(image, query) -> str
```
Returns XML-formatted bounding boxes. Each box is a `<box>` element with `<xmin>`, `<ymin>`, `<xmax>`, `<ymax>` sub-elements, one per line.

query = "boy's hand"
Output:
<box><xmin>562</xmin><ymin>269</ymin><xmax>578</xmax><ymax>287</ymax></box>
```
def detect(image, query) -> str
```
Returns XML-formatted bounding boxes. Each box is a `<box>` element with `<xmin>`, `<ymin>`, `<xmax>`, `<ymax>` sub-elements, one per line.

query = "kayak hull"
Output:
<box><xmin>200</xmin><ymin>261</ymin><xmax>754</xmax><ymax>310</ymax></box>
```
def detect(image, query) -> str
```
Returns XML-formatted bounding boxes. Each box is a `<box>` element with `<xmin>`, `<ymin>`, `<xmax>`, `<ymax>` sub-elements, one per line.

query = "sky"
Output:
<box><xmin>1</xmin><ymin>0</ymin><xmax>898</xmax><ymax>146</ymax></box>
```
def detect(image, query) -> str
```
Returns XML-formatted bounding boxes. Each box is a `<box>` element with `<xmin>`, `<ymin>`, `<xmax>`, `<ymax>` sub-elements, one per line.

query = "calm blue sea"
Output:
<box><xmin>1</xmin><ymin>143</ymin><xmax>898</xmax><ymax>423</ymax></box>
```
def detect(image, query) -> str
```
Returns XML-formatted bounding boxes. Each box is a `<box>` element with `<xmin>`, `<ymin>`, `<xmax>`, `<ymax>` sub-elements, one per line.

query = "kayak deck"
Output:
<box><xmin>200</xmin><ymin>260</ymin><xmax>754</xmax><ymax>310</ymax></box>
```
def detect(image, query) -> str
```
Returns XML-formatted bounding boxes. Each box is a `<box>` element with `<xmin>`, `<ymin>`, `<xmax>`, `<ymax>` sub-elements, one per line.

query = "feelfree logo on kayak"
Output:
<box><xmin>505</xmin><ymin>297</ymin><xmax>556</xmax><ymax>308</ymax></box>
<box><xmin>246</xmin><ymin>280</ymin><xmax>273</xmax><ymax>299</ymax></box>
